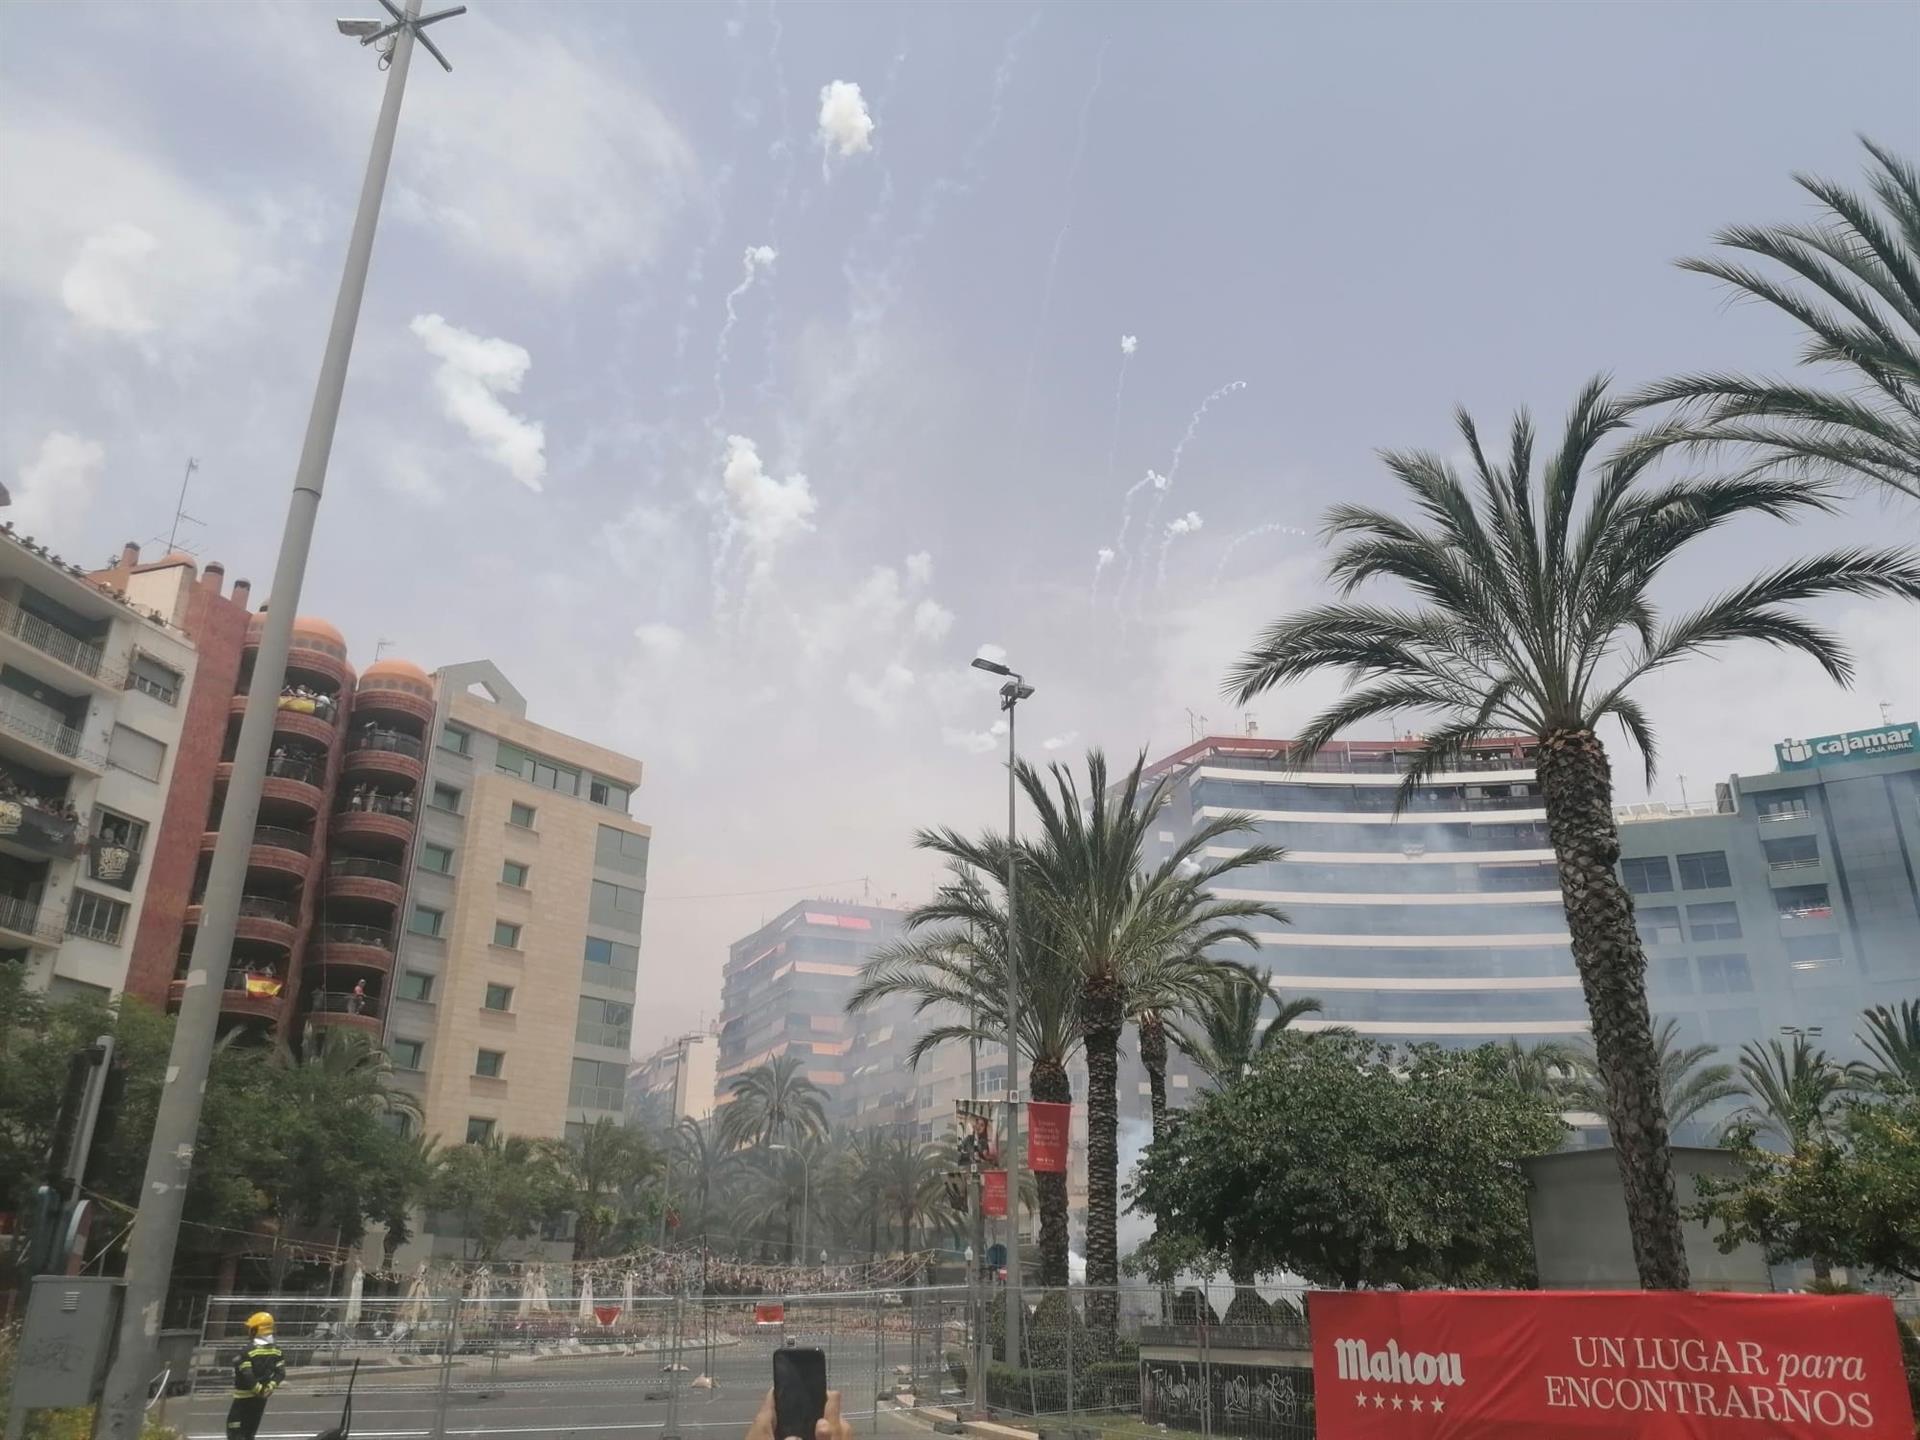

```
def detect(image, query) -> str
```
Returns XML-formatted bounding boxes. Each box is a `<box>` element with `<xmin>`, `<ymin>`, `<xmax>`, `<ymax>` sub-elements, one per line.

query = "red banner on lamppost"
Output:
<box><xmin>1026</xmin><ymin>1101</ymin><xmax>1070</xmax><ymax>1173</ymax></box>
<box><xmin>1310</xmin><ymin>1289</ymin><xmax>1915</xmax><ymax>1438</ymax></box>
<box><xmin>982</xmin><ymin>1170</ymin><xmax>1009</xmax><ymax>1218</ymax></box>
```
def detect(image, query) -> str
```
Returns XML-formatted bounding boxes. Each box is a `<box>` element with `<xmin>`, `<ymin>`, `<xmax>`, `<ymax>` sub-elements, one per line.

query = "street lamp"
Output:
<box><xmin>968</xmin><ymin>654</ymin><xmax>1032</xmax><ymax>1365</ymax></box>
<box><xmin>769</xmin><ymin>1144</ymin><xmax>814</xmax><ymax>1266</ymax></box>
<box><xmin>94</xmin><ymin>5</ymin><xmax>461</xmax><ymax>1435</ymax></box>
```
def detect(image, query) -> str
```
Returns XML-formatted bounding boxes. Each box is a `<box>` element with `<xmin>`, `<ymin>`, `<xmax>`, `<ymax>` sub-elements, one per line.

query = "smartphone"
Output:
<box><xmin>772</xmin><ymin>1346</ymin><xmax>828</xmax><ymax>1440</ymax></box>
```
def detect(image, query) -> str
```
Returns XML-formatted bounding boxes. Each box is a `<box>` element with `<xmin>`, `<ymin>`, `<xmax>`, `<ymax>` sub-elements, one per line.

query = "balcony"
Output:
<box><xmin>222</xmin><ymin>753</ymin><xmax>327</xmax><ymax>815</ymax></box>
<box><xmin>325</xmin><ymin>854</ymin><xmax>406</xmax><ymax>907</ymax></box>
<box><xmin>307</xmin><ymin>991</ymin><xmax>384</xmax><ymax>1037</ymax></box>
<box><xmin>0</xmin><ymin>690</ymin><xmax>105</xmax><ymax>773</ymax></box>
<box><xmin>0</xmin><ymin>595</ymin><xmax>123</xmax><ymax>691</ymax></box>
<box><xmin>0</xmin><ymin>891</ymin><xmax>63</xmax><ymax>948</ymax></box>
<box><xmin>354</xmin><ymin>685</ymin><xmax>435</xmax><ymax>727</ymax></box>
<box><xmin>232</xmin><ymin>692</ymin><xmax>337</xmax><ymax>747</ymax></box>
<box><xmin>204</xmin><ymin>824</ymin><xmax>313</xmax><ymax>882</ymax></box>
<box><xmin>332</xmin><ymin>804</ymin><xmax>414</xmax><ymax>846</ymax></box>
<box><xmin>313</xmin><ymin>921</ymin><xmax>395</xmax><ymax>976</ymax></box>
<box><xmin>0</xmin><ymin>796</ymin><xmax>84</xmax><ymax>860</ymax></box>
<box><xmin>343</xmin><ymin>729</ymin><xmax>425</xmax><ymax>784</ymax></box>
<box><xmin>193</xmin><ymin>893</ymin><xmax>301</xmax><ymax>949</ymax></box>
<box><xmin>170</xmin><ymin>968</ymin><xmax>287</xmax><ymax>1024</ymax></box>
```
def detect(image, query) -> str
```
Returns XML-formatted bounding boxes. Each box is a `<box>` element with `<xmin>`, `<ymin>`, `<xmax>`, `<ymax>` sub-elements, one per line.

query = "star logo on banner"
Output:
<box><xmin>1371</xmin><ymin>1394</ymin><xmax>1386</xmax><ymax>1408</ymax></box>
<box><xmin>1410</xmin><ymin>1397</ymin><xmax>1426</xmax><ymax>1413</ymax></box>
<box><xmin>1432</xmin><ymin>1397</ymin><xmax>1447</xmax><ymax>1414</ymax></box>
<box><xmin>1354</xmin><ymin>1394</ymin><xmax>1368</xmax><ymax>1408</ymax></box>
<box><xmin>1390</xmin><ymin>1397</ymin><xmax>1403</xmax><ymax>1411</ymax></box>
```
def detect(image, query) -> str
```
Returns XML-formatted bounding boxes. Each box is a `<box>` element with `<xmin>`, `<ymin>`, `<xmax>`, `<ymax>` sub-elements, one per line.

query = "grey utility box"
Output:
<box><xmin>10</xmin><ymin>1276</ymin><xmax>126</xmax><ymax>1410</ymax></box>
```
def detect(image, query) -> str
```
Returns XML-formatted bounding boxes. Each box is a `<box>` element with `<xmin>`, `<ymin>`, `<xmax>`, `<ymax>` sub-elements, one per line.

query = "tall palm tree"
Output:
<box><xmin>1015</xmin><ymin>750</ymin><xmax>1286</xmax><ymax>1337</ymax></box>
<box><xmin>1565</xmin><ymin>1019</ymin><xmax>1741</xmax><ymax>1133</ymax></box>
<box><xmin>669</xmin><ymin>1117</ymin><xmax>732</xmax><ymax>1247</ymax></box>
<box><xmin>1632</xmin><ymin>139</ymin><xmax>1920</xmax><ymax>504</ymax></box>
<box><xmin>719</xmin><ymin>1053</ymin><xmax>828</xmax><ymax>1152</ymax></box>
<box><xmin>841</xmin><ymin>1128</ymin><xmax>893</xmax><ymax>1260</ymax></box>
<box><xmin>1734</xmin><ymin>1036</ymin><xmax>1853</xmax><ymax>1154</ymax></box>
<box><xmin>1490</xmin><ymin>1038</ymin><xmax>1582</xmax><ymax>1104</ymax></box>
<box><xmin>1168</xmin><ymin>964</ymin><xmax>1324</xmax><ymax>1090</ymax></box>
<box><xmin>554</xmin><ymin>1117</ymin><xmax>663</xmax><ymax>1260</ymax></box>
<box><xmin>1131</xmin><ymin>950</ymin><xmax>1242</xmax><ymax>1139</ymax></box>
<box><xmin>875</xmin><ymin>1135</ymin><xmax>945</xmax><ymax>1272</ymax></box>
<box><xmin>1855</xmin><ymin>999</ymin><xmax>1920</xmax><ymax>1093</ymax></box>
<box><xmin>1224</xmin><ymin>380</ymin><xmax>1920</xmax><ymax>1289</ymax></box>
<box><xmin>734</xmin><ymin>1142</ymin><xmax>817</xmax><ymax>1260</ymax></box>
<box><xmin>851</xmin><ymin>858</ymin><xmax>1084</xmax><ymax>1287</ymax></box>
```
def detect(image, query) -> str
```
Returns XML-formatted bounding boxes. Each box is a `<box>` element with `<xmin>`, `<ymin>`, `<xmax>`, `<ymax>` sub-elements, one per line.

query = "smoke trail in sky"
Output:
<box><xmin>708</xmin><ymin>245</ymin><xmax>778</xmax><ymax>431</ymax></box>
<box><xmin>1138</xmin><ymin>378</ymin><xmax>1247</xmax><ymax>569</ymax></box>
<box><xmin>1157</xmin><ymin>510</ymin><xmax>1203</xmax><ymax>585</ymax></box>
<box><xmin>1089</xmin><ymin>546</ymin><xmax>1116</xmax><ymax>600</ymax></box>
<box><xmin>1089</xmin><ymin>334</ymin><xmax>1139</xmax><ymax>606</ymax></box>
<box><xmin>1210</xmin><ymin>521</ymin><xmax>1314</xmax><ymax>587</ymax></box>
<box><xmin>818</xmin><ymin>80</ymin><xmax>877</xmax><ymax>172</ymax></box>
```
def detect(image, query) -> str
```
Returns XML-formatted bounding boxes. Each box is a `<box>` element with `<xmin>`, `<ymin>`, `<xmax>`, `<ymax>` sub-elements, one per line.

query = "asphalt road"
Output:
<box><xmin>165</xmin><ymin>1333</ymin><xmax>958</xmax><ymax>1440</ymax></box>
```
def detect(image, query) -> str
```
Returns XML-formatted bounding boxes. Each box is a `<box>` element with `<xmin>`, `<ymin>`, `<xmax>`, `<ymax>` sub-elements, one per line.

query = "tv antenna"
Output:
<box><xmin>164</xmin><ymin>457</ymin><xmax>204</xmax><ymax>554</ymax></box>
<box><xmin>374</xmin><ymin>637</ymin><xmax>398</xmax><ymax>660</ymax></box>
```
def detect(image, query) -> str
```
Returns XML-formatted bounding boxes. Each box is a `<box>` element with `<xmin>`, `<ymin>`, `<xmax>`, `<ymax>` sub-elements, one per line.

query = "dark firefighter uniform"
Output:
<box><xmin>227</xmin><ymin>1317</ymin><xmax>286</xmax><ymax>1440</ymax></box>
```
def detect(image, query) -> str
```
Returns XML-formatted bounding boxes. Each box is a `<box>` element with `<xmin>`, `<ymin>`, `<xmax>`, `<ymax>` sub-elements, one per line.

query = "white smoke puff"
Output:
<box><xmin>1120</xmin><ymin>335</ymin><xmax>1137</xmax><ymax>355</ymax></box>
<box><xmin>905</xmin><ymin>550</ymin><xmax>934</xmax><ymax>586</ymax></box>
<box><xmin>847</xmin><ymin>662</ymin><xmax>915</xmax><ymax>723</ymax></box>
<box><xmin>721</xmin><ymin>434</ymin><xmax>816</xmax><ymax>574</ymax></box>
<box><xmin>1148</xmin><ymin>470</ymin><xmax>1168</xmax><ymax>491</ymax></box>
<box><xmin>1042</xmin><ymin>731</ymin><xmax>1079</xmax><ymax>752</ymax></box>
<box><xmin>724</xmin><ymin>17</ymin><xmax>744</xmax><ymax>39</ymax></box>
<box><xmin>817</xmin><ymin>80</ymin><xmax>876</xmax><ymax>157</ymax></box>
<box><xmin>913</xmin><ymin>599</ymin><xmax>953</xmax><ymax>641</ymax></box>
<box><xmin>634</xmin><ymin>622</ymin><xmax>685</xmax><ymax>661</ymax></box>
<box><xmin>1168</xmin><ymin>510</ymin><xmax>1203</xmax><ymax>536</ymax></box>
<box><xmin>1095</xmin><ymin>547</ymin><xmax>1115</xmax><ymax>569</ymax></box>
<box><xmin>409</xmin><ymin>314</ymin><xmax>547</xmax><ymax>491</ymax></box>
<box><xmin>744</xmin><ymin>244</ymin><xmax>777</xmax><ymax>274</ymax></box>
<box><xmin>975</xmin><ymin>643</ymin><xmax>1008</xmax><ymax>665</ymax></box>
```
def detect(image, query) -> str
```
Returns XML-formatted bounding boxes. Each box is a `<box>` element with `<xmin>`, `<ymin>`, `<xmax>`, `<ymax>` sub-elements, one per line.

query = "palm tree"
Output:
<box><xmin>1855</xmin><ymin>999</ymin><xmax>1920</xmax><ymax>1093</ymax></box>
<box><xmin>1491</xmin><ymin>1038</ymin><xmax>1582</xmax><ymax>1104</ymax></box>
<box><xmin>1131</xmin><ymin>949</ymin><xmax>1240</xmax><ymax>1139</ymax></box>
<box><xmin>554</xmin><ymin>1117</ymin><xmax>663</xmax><ymax>1260</ymax></box>
<box><xmin>1565</xmin><ymin>1019</ymin><xmax>1741</xmax><ymax>1133</ymax></box>
<box><xmin>719</xmin><ymin>1053</ymin><xmax>828</xmax><ymax>1152</ymax></box>
<box><xmin>1632</xmin><ymin>139</ymin><xmax>1920</xmax><ymax>504</ymax></box>
<box><xmin>1734</xmin><ymin>1036</ymin><xmax>1853</xmax><ymax>1154</ymax></box>
<box><xmin>1168</xmin><ymin>964</ymin><xmax>1324</xmax><ymax>1090</ymax></box>
<box><xmin>1223</xmin><ymin>380</ymin><xmax>1920</xmax><ymax>1289</ymax></box>
<box><xmin>669</xmin><ymin>1117</ymin><xmax>733</xmax><ymax>1247</ymax></box>
<box><xmin>840</xmin><ymin>1129</ymin><xmax>893</xmax><ymax>1260</ymax></box>
<box><xmin>735</xmin><ymin>1135</ymin><xmax>824</xmax><ymax>1259</ymax></box>
<box><xmin>875</xmin><ymin>1135</ymin><xmax>945</xmax><ymax>1272</ymax></box>
<box><xmin>1014</xmin><ymin>750</ymin><xmax>1285</xmax><ymax>1337</ymax></box>
<box><xmin>851</xmin><ymin>858</ymin><xmax>1084</xmax><ymax>1287</ymax></box>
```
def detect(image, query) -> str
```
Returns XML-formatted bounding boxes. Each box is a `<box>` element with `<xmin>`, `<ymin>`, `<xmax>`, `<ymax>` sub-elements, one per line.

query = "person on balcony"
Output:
<box><xmin>350</xmin><ymin>978</ymin><xmax>368</xmax><ymax>1014</ymax></box>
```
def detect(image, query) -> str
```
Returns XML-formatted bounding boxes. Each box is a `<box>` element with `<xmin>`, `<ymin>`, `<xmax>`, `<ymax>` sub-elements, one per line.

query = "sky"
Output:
<box><xmin>3</xmin><ymin>1</ymin><xmax>1917</xmax><ymax>1052</ymax></box>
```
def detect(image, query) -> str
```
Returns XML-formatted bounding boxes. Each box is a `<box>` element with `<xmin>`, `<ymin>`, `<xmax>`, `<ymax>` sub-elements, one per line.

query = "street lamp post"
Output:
<box><xmin>769</xmin><ymin>1143</ymin><xmax>813</xmax><ymax>1265</ymax></box>
<box><xmin>92</xmin><ymin>5</ymin><xmax>462</xmax><ymax>1436</ymax></box>
<box><xmin>970</xmin><ymin>656</ymin><xmax>1033</xmax><ymax>1366</ymax></box>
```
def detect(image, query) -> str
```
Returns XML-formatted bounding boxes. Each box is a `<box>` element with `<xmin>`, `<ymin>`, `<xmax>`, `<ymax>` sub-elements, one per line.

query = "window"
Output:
<box><xmin>589</xmin><ymin>776</ymin><xmax>632</xmax><ymax>812</ymax></box>
<box><xmin>483</xmin><ymin>982</ymin><xmax>515</xmax><ymax>1011</ymax></box>
<box><xmin>1621</xmin><ymin>856</ymin><xmax>1673</xmax><ymax>895</ymax></box>
<box><xmin>1758</xmin><ymin>792</ymin><xmax>1810</xmax><ymax>822</ymax></box>
<box><xmin>88</xmin><ymin>809</ymin><xmax>146</xmax><ymax>890</ymax></box>
<box><xmin>1784</xmin><ymin>933</ymin><xmax>1844</xmax><ymax>965</ymax></box>
<box><xmin>576</xmin><ymin>996</ymin><xmax>633</xmax><ymax>1048</ymax></box>
<box><xmin>1698</xmin><ymin>954</ymin><xmax>1753</xmax><ymax>994</ymax></box>
<box><xmin>1776</xmin><ymin>884</ymin><xmax>1832</xmax><ymax>919</ymax></box>
<box><xmin>492</xmin><ymin>920</ymin><xmax>522</xmax><ymax>949</ymax></box>
<box><xmin>396</xmin><ymin>970</ymin><xmax>434</xmax><ymax>1002</ymax></box>
<box><xmin>128</xmin><ymin>653</ymin><xmax>182</xmax><ymax>705</ymax></box>
<box><xmin>1647</xmin><ymin>955</ymin><xmax>1693</xmax><ymax>994</ymax></box>
<box><xmin>420</xmin><ymin>843</ymin><xmax>454</xmax><ymax>875</ymax></box>
<box><xmin>496</xmin><ymin>741</ymin><xmax>580</xmax><ymax>796</ymax></box>
<box><xmin>390</xmin><ymin>1038</ymin><xmax>425</xmax><ymax>1070</ymax></box>
<box><xmin>475</xmin><ymin>1048</ymin><xmax>506</xmax><ymax>1078</ymax></box>
<box><xmin>508</xmin><ymin>801</ymin><xmax>537</xmax><ymax>829</ymax></box>
<box><xmin>106</xmin><ymin>724</ymin><xmax>166</xmax><ymax>782</ymax></box>
<box><xmin>568</xmin><ymin>1057</ymin><xmax>626</xmax><ymax>1111</ymax></box>
<box><xmin>595</xmin><ymin>825</ymin><xmax>650</xmax><ymax>876</ymax></box>
<box><xmin>65</xmin><ymin>890</ymin><xmax>128</xmax><ymax>945</ymax></box>
<box><xmin>1677</xmin><ymin>851</ymin><xmax>1731</xmax><ymax>890</ymax></box>
<box><xmin>465</xmin><ymin>1117</ymin><xmax>495</xmax><ymax>1145</ymax></box>
<box><xmin>1687</xmin><ymin>901</ymin><xmax>1743</xmax><ymax>942</ymax></box>
<box><xmin>1762</xmin><ymin>835</ymin><xmax>1819</xmax><ymax>871</ymax></box>
<box><xmin>430</xmin><ymin>782</ymin><xmax>463</xmax><ymax>813</ymax></box>
<box><xmin>439</xmin><ymin>725</ymin><xmax>471</xmax><ymax>756</ymax></box>
<box><xmin>1634</xmin><ymin>906</ymin><xmax>1682</xmax><ymax>947</ymax></box>
<box><xmin>590</xmin><ymin>879</ymin><xmax>646</xmax><ymax>929</ymax></box>
<box><xmin>408</xmin><ymin>904</ymin><xmax>445</xmax><ymax>938</ymax></box>
<box><xmin>501</xmin><ymin>860</ymin><xmax>530</xmax><ymax>887</ymax></box>
<box><xmin>583</xmin><ymin>935</ymin><xmax>639</xmax><ymax>973</ymax></box>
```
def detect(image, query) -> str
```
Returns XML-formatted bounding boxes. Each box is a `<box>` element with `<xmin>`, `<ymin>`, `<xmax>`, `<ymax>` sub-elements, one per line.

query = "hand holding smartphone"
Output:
<box><xmin>772</xmin><ymin>1347</ymin><xmax>828</xmax><ymax>1440</ymax></box>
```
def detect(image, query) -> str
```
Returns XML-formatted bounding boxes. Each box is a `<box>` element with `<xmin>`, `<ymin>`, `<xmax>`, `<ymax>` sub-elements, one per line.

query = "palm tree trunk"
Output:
<box><xmin>1139</xmin><ymin>1014</ymin><xmax>1170</xmax><ymax>1141</ymax></box>
<box><xmin>1031</xmin><ymin>1059</ymin><xmax>1073</xmax><ymax>1289</ymax></box>
<box><xmin>1538</xmin><ymin>728</ymin><xmax>1689</xmax><ymax>1290</ymax></box>
<box><xmin>1083</xmin><ymin>979</ymin><xmax>1125</xmax><ymax>1344</ymax></box>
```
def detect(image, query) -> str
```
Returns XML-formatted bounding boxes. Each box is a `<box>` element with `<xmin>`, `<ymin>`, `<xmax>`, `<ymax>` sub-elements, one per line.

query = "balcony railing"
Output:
<box><xmin>252</xmin><ymin>825</ymin><xmax>313</xmax><ymax>855</ymax></box>
<box><xmin>0</xmin><ymin>797</ymin><xmax>84</xmax><ymax>857</ymax></box>
<box><xmin>576</xmin><ymin>1022</ymin><xmax>633</xmax><ymax>1050</ymax></box>
<box><xmin>0</xmin><ymin>596</ymin><xmax>120</xmax><ymax>687</ymax></box>
<box><xmin>338</xmin><ymin>792</ymin><xmax>416</xmax><ymax>818</ymax></box>
<box><xmin>1768</xmin><ymin>857</ymin><xmax>1821</xmax><ymax>872</ymax></box>
<box><xmin>349</xmin><ymin>730</ymin><xmax>425</xmax><ymax>760</ymax></box>
<box><xmin>1779</xmin><ymin>904</ymin><xmax>1835</xmax><ymax>922</ymax></box>
<box><xmin>0</xmin><ymin>692</ymin><xmax>105</xmax><ymax>767</ymax></box>
<box><xmin>309</xmin><ymin>990</ymin><xmax>380</xmax><ymax>1015</ymax></box>
<box><xmin>262</xmin><ymin>753</ymin><xmax>326</xmax><ymax>787</ymax></box>
<box><xmin>223</xmin><ymin>968</ymin><xmax>285</xmax><ymax>998</ymax></box>
<box><xmin>1760</xmin><ymin>807</ymin><xmax>1812</xmax><ymax>823</ymax></box>
<box><xmin>235</xmin><ymin>894</ymin><xmax>298</xmax><ymax>924</ymax></box>
<box><xmin>318</xmin><ymin>922</ymin><xmax>393</xmax><ymax>951</ymax></box>
<box><xmin>329</xmin><ymin>855</ymin><xmax>404</xmax><ymax>883</ymax></box>
<box><xmin>0</xmin><ymin>892</ymin><xmax>63</xmax><ymax>944</ymax></box>
<box><xmin>567</xmin><ymin>1084</ymin><xmax>625</xmax><ymax>1113</ymax></box>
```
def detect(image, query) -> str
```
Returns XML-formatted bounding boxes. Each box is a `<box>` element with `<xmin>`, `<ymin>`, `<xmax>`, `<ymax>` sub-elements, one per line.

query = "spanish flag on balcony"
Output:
<box><xmin>244</xmin><ymin>973</ymin><xmax>283</xmax><ymax>998</ymax></box>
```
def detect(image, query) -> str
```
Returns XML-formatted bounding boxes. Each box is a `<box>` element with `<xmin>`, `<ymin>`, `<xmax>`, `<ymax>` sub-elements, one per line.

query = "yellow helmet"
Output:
<box><xmin>246</xmin><ymin>1312</ymin><xmax>274</xmax><ymax>1333</ymax></box>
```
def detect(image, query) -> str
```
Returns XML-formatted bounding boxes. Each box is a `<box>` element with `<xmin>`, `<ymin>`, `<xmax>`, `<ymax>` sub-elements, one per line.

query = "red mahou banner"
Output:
<box><xmin>1310</xmin><ymin>1290</ymin><xmax>1915</xmax><ymax>1438</ymax></box>
<box><xmin>1026</xmin><ymin>1101</ymin><xmax>1070</xmax><ymax>1173</ymax></box>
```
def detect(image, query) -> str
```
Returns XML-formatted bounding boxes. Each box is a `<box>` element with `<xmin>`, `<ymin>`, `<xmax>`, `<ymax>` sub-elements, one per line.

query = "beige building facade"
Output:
<box><xmin>629</xmin><ymin>1028</ymin><xmax>719</xmax><ymax>1125</ymax></box>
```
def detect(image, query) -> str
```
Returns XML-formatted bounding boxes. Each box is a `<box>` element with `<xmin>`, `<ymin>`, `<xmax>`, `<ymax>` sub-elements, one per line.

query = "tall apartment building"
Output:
<box><xmin>384</xmin><ymin>661</ymin><xmax>648</xmax><ymax>1152</ymax></box>
<box><xmin>1140</xmin><ymin>733</ymin><xmax>1578</xmax><ymax>1045</ymax></box>
<box><xmin>716</xmin><ymin>899</ymin><xmax>907</xmax><ymax>1123</ymax></box>
<box><xmin>1616</xmin><ymin>718</ymin><xmax>1920</xmax><ymax>1065</ymax></box>
<box><xmin>630</xmin><ymin>1028</ymin><xmax>720</xmax><ymax>1125</ymax></box>
<box><xmin>1</xmin><ymin>525</ymin><xmax>196</xmax><ymax>998</ymax></box>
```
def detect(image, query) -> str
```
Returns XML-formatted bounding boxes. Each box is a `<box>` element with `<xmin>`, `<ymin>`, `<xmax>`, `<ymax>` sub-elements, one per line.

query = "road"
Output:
<box><xmin>162</xmin><ymin>1331</ymin><xmax>958</xmax><ymax>1440</ymax></box>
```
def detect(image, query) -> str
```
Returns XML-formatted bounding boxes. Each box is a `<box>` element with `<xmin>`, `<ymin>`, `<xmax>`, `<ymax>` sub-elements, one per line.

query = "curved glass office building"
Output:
<box><xmin>1145</xmin><ymin>733</ymin><xmax>1583</xmax><ymax>1044</ymax></box>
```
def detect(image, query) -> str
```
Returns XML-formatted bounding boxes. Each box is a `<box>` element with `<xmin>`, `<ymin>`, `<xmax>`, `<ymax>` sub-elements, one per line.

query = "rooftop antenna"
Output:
<box><xmin>374</xmin><ymin>637</ymin><xmax>397</xmax><ymax>659</ymax></box>
<box><xmin>1184</xmin><ymin>708</ymin><xmax>1208</xmax><ymax>743</ymax></box>
<box><xmin>165</xmin><ymin>457</ymin><xmax>203</xmax><ymax>553</ymax></box>
<box><xmin>1880</xmin><ymin>701</ymin><xmax>1893</xmax><ymax>725</ymax></box>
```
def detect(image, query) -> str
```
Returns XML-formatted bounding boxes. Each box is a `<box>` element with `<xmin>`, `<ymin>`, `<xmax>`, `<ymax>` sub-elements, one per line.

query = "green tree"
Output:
<box><xmin>668</xmin><ymin>1117</ymin><xmax>733</xmax><ymax>1246</ymax></box>
<box><xmin>428</xmin><ymin>1134</ymin><xmax>573</xmax><ymax>1262</ymax></box>
<box><xmin>1855</xmin><ymin>999</ymin><xmax>1920</xmax><ymax>1092</ymax></box>
<box><xmin>1130</xmin><ymin>1033</ymin><xmax>1568</xmax><ymax>1292</ymax></box>
<box><xmin>1633</xmin><ymin>139</ymin><xmax>1920</xmax><ymax>504</ymax></box>
<box><xmin>1224</xmin><ymin>380</ymin><xmax>1920</xmax><ymax>1287</ymax></box>
<box><xmin>1167</xmin><ymin>964</ymin><xmax>1324</xmax><ymax>1090</ymax></box>
<box><xmin>1693</xmin><ymin>1090</ymin><xmax>1920</xmax><ymax>1284</ymax></box>
<box><xmin>719</xmin><ymin>1054</ymin><xmax>828</xmax><ymax>1151</ymax></box>
<box><xmin>556</xmin><ymin>1118</ymin><xmax>663</xmax><ymax>1260</ymax></box>
<box><xmin>733</xmin><ymin>1135</ymin><xmax>823</xmax><ymax>1259</ymax></box>
<box><xmin>1565</xmin><ymin>1018</ymin><xmax>1741</xmax><ymax>1133</ymax></box>
<box><xmin>1130</xmin><ymin>950</ymin><xmax>1245</xmax><ymax>1140</ymax></box>
<box><xmin>1488</xmin><ymin>1038</ymin><xmax>1581</xmax><ymax>1104</ymax></box>
<box><xmin>875</xmin><ymin>1135</ymin><xmax>945</xmax><ymax>1267</ymax></box>
<box><xmin>851</xmin><ymin>859</ymin><xmax>1084</xmax><ymax>1287</ymax></box>
<box><xmin>1734</xmin><ymin>1035</ymin><xmax>1853</xmax><ymax>1154</ymax></box>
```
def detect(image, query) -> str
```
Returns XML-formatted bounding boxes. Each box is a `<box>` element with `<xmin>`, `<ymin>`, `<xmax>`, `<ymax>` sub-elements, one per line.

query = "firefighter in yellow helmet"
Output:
<box><xmin>227</xmin><ymin>1312</ymin><xmax>286</xmax><ymax>1440</ymax></box>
